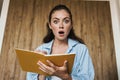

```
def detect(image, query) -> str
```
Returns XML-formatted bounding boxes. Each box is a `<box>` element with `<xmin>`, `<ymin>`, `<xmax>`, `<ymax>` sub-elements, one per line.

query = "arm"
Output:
<box><xmin>38</xmin><ymin>74</ymin><xmax>46</xmax><ymax>80</ymax></box>
<box><xmin>37</xmin><ymin>60</ymin><xmax>72</xmax><ymax>80</ymax></box>
<box><xmin>26</xmin><ymin>49</ymin><xmax>47</xmax><ymax>80</ymax></box>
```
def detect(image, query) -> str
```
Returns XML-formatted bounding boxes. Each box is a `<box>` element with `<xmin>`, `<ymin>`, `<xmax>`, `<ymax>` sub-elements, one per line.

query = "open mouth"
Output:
<box><xmin>58</xmin><ymin>31</ymin><xmax>64</xmax><ymax>34</ymax></box>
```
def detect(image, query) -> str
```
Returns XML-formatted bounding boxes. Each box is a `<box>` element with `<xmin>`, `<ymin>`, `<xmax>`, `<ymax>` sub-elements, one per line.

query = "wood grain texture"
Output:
<box><xmin>0</xmin><ymin>0</ymin><xmax>118</xmax><ymax>80</ymax></box>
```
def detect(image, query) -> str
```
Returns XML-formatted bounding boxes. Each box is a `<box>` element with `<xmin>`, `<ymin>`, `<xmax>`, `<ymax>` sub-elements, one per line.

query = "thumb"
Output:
<box><xmin>63</xmin><ymin>60</ymin><xmax>68</xmax><ymax>67</ymax></box>
<box><xmin>40</xmin><ymin>51</ymin><xmax>47</xmax><ymax>55</ymax></box>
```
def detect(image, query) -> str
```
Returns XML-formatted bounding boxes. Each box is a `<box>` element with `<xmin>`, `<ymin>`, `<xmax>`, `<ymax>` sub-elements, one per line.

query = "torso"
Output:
<box><xmin>51</xmin><ymin>43</ymin><xmax>68</xmax><ymax>54</ymax></box>
<box><xmin>50</xmin><ymin>40</ymin><xmax>68</xmax><ymax>80</ymax></box>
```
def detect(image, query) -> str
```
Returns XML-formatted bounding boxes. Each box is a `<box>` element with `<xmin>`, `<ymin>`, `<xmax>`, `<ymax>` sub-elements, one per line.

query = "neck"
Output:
<box><xmin>53</xmin><ymin>39</ymin><xmax>68</xmax><ymax>47</ymax></box>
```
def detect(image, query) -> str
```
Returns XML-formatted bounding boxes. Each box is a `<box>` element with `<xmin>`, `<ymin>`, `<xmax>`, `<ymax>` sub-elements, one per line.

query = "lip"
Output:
<box><xmin>58</xmin><ymin>31</ymin><xmax>64</xmax><ymax>37</ymax></box>
<box><xmin>59</xmin><ymin>34</ymin><xmax>64</xmax><ymax>37</ymax></box>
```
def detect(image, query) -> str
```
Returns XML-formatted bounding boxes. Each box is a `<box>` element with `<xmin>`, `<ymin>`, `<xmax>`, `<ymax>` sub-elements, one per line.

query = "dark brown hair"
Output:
<box><xmin>43</xmin><ymin>4</ymin><xmax>84</xmax><ymax>44</ymax></box>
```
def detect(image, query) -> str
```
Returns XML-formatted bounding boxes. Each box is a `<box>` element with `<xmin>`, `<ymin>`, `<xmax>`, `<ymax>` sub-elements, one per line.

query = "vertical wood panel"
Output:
<box><xmin>0</xmin><ymin>0</ymin><xmax>118</xmax><ymax>80</ymax></box>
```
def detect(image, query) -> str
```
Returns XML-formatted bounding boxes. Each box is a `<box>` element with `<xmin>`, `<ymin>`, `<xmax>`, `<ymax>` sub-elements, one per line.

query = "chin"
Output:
<box><xmin>57</xmin><ymin>37</ymin><xmax>67</xmax><ymax>41</ymax></box>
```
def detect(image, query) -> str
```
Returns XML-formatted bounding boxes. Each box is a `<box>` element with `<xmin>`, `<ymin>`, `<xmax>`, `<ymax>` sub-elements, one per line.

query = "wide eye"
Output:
<box><xmin>53</xmin><ymin>20</ymin><xmax>58</xmax><ymax>24</ymax></box>
<box><xmin>64</xmin><ymin>19</ymin><xmax>70</xmax><ymax>24</ymax></box>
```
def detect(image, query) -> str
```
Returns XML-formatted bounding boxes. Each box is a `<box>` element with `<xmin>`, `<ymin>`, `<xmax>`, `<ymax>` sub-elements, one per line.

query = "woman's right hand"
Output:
<box><xmin>34</xmin><ymin>50</ymin><xmax>47</xmax><ymax>80</ymax></box>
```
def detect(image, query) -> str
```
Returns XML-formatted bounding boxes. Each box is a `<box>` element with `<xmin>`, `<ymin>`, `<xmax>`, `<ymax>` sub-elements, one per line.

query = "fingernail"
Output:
<box><xmin>37</xmin><ymin>62</ymin><xmax>39</xmax><ymax>65</ymax></box>
<box><xmin>37</xmin><ymin>60</ymin><xmax>41</xmax><ymax>65</ymax></box>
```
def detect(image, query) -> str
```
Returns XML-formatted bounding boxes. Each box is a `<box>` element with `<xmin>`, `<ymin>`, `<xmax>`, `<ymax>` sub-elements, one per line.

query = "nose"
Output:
<box><xmin>59</xmin><ymin>22</ymin><xmax>64</xmax><ymax>29</ymax></box>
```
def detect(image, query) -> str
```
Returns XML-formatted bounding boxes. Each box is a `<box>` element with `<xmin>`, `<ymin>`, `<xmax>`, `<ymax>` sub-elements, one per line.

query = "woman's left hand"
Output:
<box><xmin>37</xmin><ymin>60</ymin><xmax>72</xmax><ymax>80</ymax></box>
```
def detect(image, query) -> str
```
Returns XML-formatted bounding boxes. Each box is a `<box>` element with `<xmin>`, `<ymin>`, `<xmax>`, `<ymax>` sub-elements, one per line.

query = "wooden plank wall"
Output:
<box><xmin>0</xmin><ymin>0</ymin><xmax>118</xmax><ymax>80</ymax></box>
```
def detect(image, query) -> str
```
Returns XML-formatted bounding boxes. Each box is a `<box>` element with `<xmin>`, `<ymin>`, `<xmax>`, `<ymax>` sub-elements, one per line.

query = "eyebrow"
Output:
<box><xmin>52</xmin><ymin>17</ymin><xmax>71</xmax><ymax>20</ymax></box>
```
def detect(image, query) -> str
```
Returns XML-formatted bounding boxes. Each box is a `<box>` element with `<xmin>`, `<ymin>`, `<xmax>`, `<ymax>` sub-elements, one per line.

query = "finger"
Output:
<box><xmin>46</xmin><ymin>60</ymin><xmax>56</xmax><ymax>69</ymax></box>
<box><xmin>39</xmin><ymin>67</ymin><xmax>48</xmax><ymax>73</ymax></box>
<box><xmin>34</xmin><ymin>50</ymin><xmax>41</xmax><ymax>54</ymax></box>
<box><xmin>37</xmin><ymin>61</ymin><xmax>48</xmax><ymax>69</ymax></box>
<box><xmin>38</xmin><ymin>66</ymin><xmax>53</xmax><ymax>75</ymax></box>
<box><xmin>37</xmin><ymin>61</ymin><xmax>55</xmax><ymax>74</ymax></box>
<box><xmin>63</xmin><ymin>60</ymin><xmax>68</xmax><ymax>67</ymax></box>
<box><xmin>37</xmin><ymin>61</ymin><xmax>46</xmax><ymax>71</ymax></box>
<box><xmin>37</xmin><ymin>61</ymin><xmax>52</xmax><ymax>73</ymax></box>
<box><xmin>38</xmin><ymin>64</ymin><xmax>54</xmax><ymax>75</ymax></box>
<box><xmin>41</xmin><ymin>51</ymin><xmax>47</xmax><ymax>55</ymax></box>
<box><xmin>39</xmin><ymin>66</ymin><xmax>54</xmax><ymax>75</ymax></box>
<box><xmin>34</xmin><ymin>49</ymin><xmax>41</xmax><ymax>52</ymax></box>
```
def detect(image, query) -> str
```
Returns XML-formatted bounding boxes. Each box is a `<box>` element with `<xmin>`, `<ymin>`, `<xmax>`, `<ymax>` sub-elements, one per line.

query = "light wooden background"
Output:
<box><xmin>0</xmin><ymin>0</ymin><xmax>118</xmax><ymax>80</ymax></box>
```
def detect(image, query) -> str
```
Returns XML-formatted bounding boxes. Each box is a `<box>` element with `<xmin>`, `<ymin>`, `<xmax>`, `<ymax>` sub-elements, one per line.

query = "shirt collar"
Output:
<box><xmin>43</xmin><ymin>40</ymin><xmax>53</xmax><ymax>49</ymax></box>
<box><xmin>68</xmin><ymin>38</ymin><xmax>78</xmax><ymax>48</ymax></box>
<box><xmin>43</xmin><ymin>38</ymin><xmax>79</xmax><ymax>53</ymax></box>
<box><xmin>67</xmin><ymin>38</ymin><xmax>78</xmax><ymax>53</ymax></box>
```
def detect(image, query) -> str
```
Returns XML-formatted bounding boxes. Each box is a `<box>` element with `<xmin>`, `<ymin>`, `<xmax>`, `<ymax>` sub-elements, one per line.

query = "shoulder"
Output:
<box><xmin>76</xmin><ymin>42</ymin><xmax>88</xmax><ymax>51</ymax></box>
<box><xmin>76</xmin><ymin>43</ymin><xmax>89</xmax><ymax>57</ymax></box>
<box><xmin>35</xmin><ymin>40</ymin><xmax>53</xmax><ymax>50</ymax></box>
<box><xmin>69</xmin><ymin>39</ymin><xmax>90</xmax><ymax>59</ymax></box>
<box><xmin>69</xmin><ymin>38</ymin><xmax>88</xmax><ymax>51</ymax></box>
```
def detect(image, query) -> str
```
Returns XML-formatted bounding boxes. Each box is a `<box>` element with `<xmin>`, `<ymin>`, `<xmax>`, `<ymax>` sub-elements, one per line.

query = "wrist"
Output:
<box><xmin>62</xmin><ymin>74</ymin><xmax>72</xmax><ymax>80</ymax></box>
<box><xmin>38</xmin><ymin>75</ymin><xmax>46</xmax><ymax>80</ymax></box>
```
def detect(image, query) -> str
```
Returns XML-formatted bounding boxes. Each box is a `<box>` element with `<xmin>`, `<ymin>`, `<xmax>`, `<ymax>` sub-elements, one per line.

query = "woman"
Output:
<box><xmin>26</xmin><ymin>4</ymin><xmax>94</xmax><ymax>80</ymax></box>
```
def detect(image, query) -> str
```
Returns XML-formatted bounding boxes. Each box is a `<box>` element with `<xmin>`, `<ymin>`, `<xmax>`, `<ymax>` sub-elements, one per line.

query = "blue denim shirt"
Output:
<box><xmin>26</xmin><ymin>38</ymin><xmax>94</xmax><ymax>80</ymax></box>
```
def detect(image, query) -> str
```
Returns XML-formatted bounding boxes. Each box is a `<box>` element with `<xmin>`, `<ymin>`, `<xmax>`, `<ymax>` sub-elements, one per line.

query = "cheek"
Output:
<box><xmin>50</xmin><ymin>24</ymin><xmax>58</xmax><ymax>33</ymax></box>
<box><xmin>66</xmin><ymin>25</ymin><xmax>72</xmax><ymax>32</ymax></box>
<box><xmin>50</xmin><ymin>22</ymin><xmax>58</xmax><ymax>28</ymax></box>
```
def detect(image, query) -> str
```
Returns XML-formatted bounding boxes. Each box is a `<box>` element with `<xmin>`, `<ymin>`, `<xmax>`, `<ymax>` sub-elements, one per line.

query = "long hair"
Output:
<box><xmin>43</xmin><ymin>4</ymin><xmax>84</xmax><ymax>44</ymax></box>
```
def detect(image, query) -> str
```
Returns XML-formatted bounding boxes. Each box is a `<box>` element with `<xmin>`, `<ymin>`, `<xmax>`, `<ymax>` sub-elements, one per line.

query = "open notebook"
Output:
<box><xmin>15</xmin><ymin>48</ymin><xmax>75</xmax><ymax>76</ymax></box>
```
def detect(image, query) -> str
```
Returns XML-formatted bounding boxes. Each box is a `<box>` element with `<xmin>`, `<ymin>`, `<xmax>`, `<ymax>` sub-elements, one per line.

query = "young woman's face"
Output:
<box><xmin>49</xmin><ymin>9</ymin><xmax>72</xmax><ymax>41</ymax></box>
